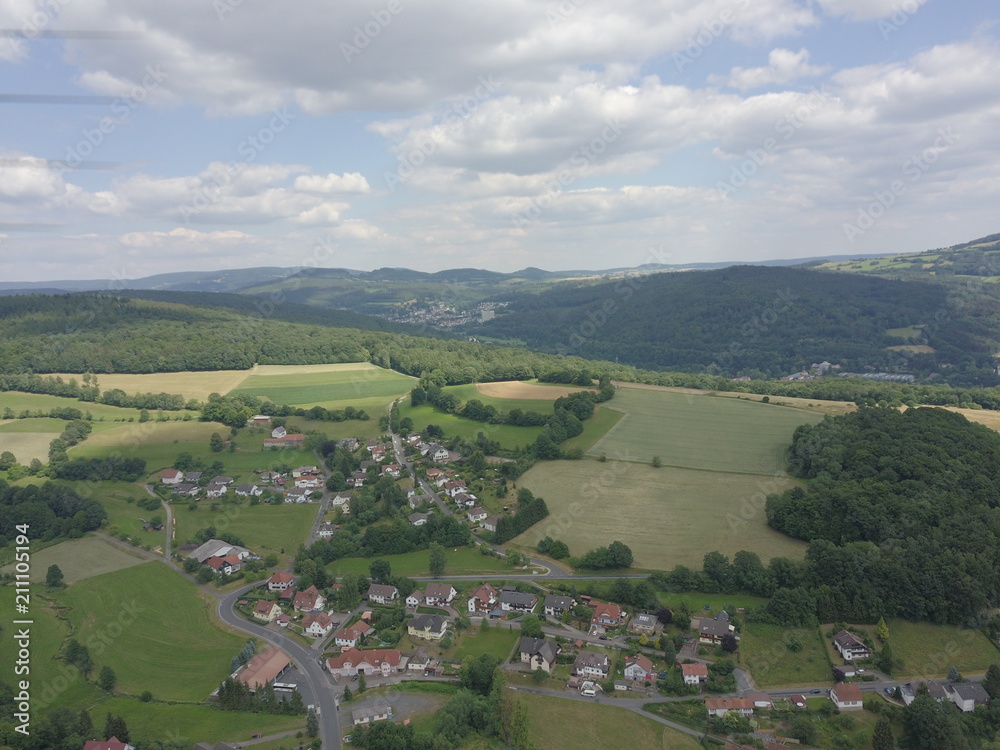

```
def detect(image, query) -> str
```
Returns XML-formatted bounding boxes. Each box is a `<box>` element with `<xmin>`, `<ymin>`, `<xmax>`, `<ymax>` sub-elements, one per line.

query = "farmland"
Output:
<box><xmin>524</xmin><ymin>694</ymin><xmax>701</xmax><ymax>750</ymax></box>
<box><xmin>0</xmin><ymin>390</ymin><xmax>147</xmax><ymax>420</ymax></box>
<box><xmin>232</xmin><ymin>362</ymin><xmax>415</xmax><ymax>408</ymax></box>
<box><xmin>397</xmin><ymin>401</ymin><xmax>546</xmax><ymax>449</ymax></box>
<box><xmin>586</xmin><ymin>385</ymin><xmax>824</xmax><ymax>474</ymax></box>
<box><xmin>0</xmin><ymin>417</ymin><xmax>64</xmax><ymax>462</ymax></box>
<box><xmin>55</xmin><ymin>563</ymin><xmax>246</xmax><ymax>702</ymax></box>
<box><xmin>50</xmin><ymin>368</ymin><xmax>253</xmax><ymax>401</ymax></box>
<box><xmin>513</xmin><ymin>460</ymin><xmax>806</xmax><ymax>569</ymax></box>
<box><xmin>0</xmin><ymin>535</ymin><xmax>148</xmax><ymax>584</ymax></box>
<box><xmin>329</xmin><ymin>546</ymin><xmax>513</xmax><ymax>578</ymax></box>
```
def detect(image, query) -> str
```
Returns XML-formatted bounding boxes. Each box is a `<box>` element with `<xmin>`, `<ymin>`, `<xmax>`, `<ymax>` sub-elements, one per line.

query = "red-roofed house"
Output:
<box><xmin>293</xmin><ymin>585</ymin><xmax>325</xmax><ymax>613</ymax></box>
<box><xmin>624</xmin><ymin>653</ymin><xmax>654</xmax><ymax>681</ymax></box>
<box><xmin>85</xmin><ymin>739</ymin><xmax>135</xmax><ymax>750</ymax></box>
<box><xmin>467</xmin><ymin>583</ymin><xmax>498</xmax><ymax>613</ymax></box>
<box><xmin>591</xmin><ymin>602</ymin><xmax>625</xmax><ymax>629</ymax></box>
<box><xmin>425</xmin><ymin>582</ymin><xmax>457</xmax><ymax>606</ymax></box>
<box><xmin>161</xmin><ymin>469</ymin><xmax>183</xmax><ymax>484</ymax></box>
<box><xmin>830</xmin><ymin>682</ymin><xmax>864</xmax><ymax>710</ymax></box>
<box><xmin>682</xmin><ymin>662</ymin><xmax>709</xmax><ymax>685</ymax></box>
<box><xmin>206</xmin><ymin>554</ymin><xmax>243</xmax><ymax>575</ymax></box>
<box><xmin>302</xmin><ymin>612</ymin><xmax>336</xmax><ymax>638</ymax></box>
<box><xmin>334</xmin><ymin>621</ymin><xmax>371</xmax><ymax>648</ymax></box>
<box><xmin>253</xmin><ymin>600</ymin><xmax>281</xmax><ymax>623</ymax></box>
<box><xmin>327</xmin><ymin>647</ymin><xmax>402</xmax><ymax>678</ymax></box>
<box><xmin>705</xmin><ymin>697</ymin><xmax>754</xmax><ymax>717</ymax></box>
<box><xmin>267</xmin><ymin>571</ymin><xmax>296</xmax><ymax>592</ymax></box>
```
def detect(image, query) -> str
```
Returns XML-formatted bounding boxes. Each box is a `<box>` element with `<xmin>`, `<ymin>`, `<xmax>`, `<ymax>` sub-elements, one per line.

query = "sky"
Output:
<box><xmin>0</xmin><ymin>0</ymin><xmax>998</xmax><ymax>282</ymax></box>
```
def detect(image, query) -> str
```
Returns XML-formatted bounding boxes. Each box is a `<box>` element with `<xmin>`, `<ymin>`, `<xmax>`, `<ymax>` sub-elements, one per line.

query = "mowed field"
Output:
<box><xmin>514</xmin><ymin>461</ymin><xmax>806</xmax><ymax>569</ymax></box>
<box><xmin>0</xmin><ymin>391</ymin><xmax>146</xmax><ymax>420</ymax></box>
<box><xmin>56</xmin><ymin>563</ymin><xmax>245</xmax><ymax>702</ymax></box>
<box><xmin>232</xmin><ymin>362</ymin><xmax>415</xmax><ymax>408</ymax></box>
<box><xmin>0</xmin><ymin>535</ymin><xmax>148</xmax><ymax>584</ymax></box>
<box><xmin>0</xmin><ymin>417</ymin><xmax>64</xmax><ymax>462</ymax></box>
<box><xmin>588</xmin><ymin>386</ymin><xmax>824</xmax><ymax>474</ymax></box>
<box><xmin>475</xmin><ymin>380</ymin><xmax>596</xmax><ymax>400</ymax></box>
<box><xmin>524</xmin><ymin>694</ymin><xmax>701</xmax><ymax>750</ymax></box>
<box><xmin>50</xmin><ymin>369</ymin><xmax>254</xmax><ymax>400</ymax></box>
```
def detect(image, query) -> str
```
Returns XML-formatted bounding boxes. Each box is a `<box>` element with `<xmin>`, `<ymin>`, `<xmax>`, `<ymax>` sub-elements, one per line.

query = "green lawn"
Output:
<box><xmin>560</xmin><ymin>404</ymin><xmax>625</xmax><ymax>454</ymax></box>
<box><xmin>330</xmin><ymin>547</ymin><xmax>514</xmax><ymax>578</ymax></box>
<box><xmin>397</xmin><ymin>402</ymin><xmax>545</xmax><ymax>450</ymax></box>
<box><xmin>55</xmin><ymin>563</ymin><xmax>246</xmax><ymax>702</ymax></box>
<box><xmin>0</xmin><ymin>390</ymin><xmax>146</xmax><ymax>421</ymax></box>
<box><xmin>446</xmin><ymin>383</ymin><xmax>562</xmax><ymax>415</ymax></box>
<box><xmin>0</xmin><ymin>535</ymin><xmax>149</xmax><ymax>584</ymax></box>
<box><xmin>739</xmin><ymin>622</ymin><xmax>832</xmax><ymax>688</ymax></box>
<box><xmin>586</xmin><ymin>385</ymin><xmax>823</xmax><ymax>474</ymax></box>
<box><xmin>451</xmin><ymin>625</ymin><xmax>520</xmax><ymax>662</ymax></box>
<box><xmin>513</xmin><ymin>460</ymin><xmax>806</xmax><ymax>570</ymax></box>
<box><xmin>527</xmin><ymin>694</ymin><xmax>701</xmax><ymax>750</ymax></box>
<box><xmin>174</xmin><ymin>502</ymin><xmax>316</xmax><ymax>568</ymax></box>
<box><xmin>87</xmin><ymin>481</ymin><xmax>170</xmax><ymax>550</ymax></box>
<box><xmin>232</xmin><ymin>363</ymin><xmax>415</xmax><ymax>407</ymax></box>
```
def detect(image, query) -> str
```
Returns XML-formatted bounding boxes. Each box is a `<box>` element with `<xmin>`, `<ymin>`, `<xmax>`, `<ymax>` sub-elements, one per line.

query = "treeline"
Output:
<box><xmin>493</xmin><ymin>488</ymin><xmax>549</xmax><ymax>544</ymax></box>
<box><xmin>50</xmin><ymin>456</ymin><xmax>147</xmax><ymax>483</ymax></box>
<box><xmin>216</xmin><ymin>677</ymin><xmax>305</xmax><ymax>714</ymax></box>
<box><xmin>759</xmin><ymin>406</ymin><xmax>1000</xmax><ymax>624</ymax></box>
<box><xmin>0</xmin><ymin>371</ymin><xmax>190</xmax><ymax>411</ymax></box>
<box><xmin>0</xmin><ymin>480</ymin><xmax>107</xmax><ymax>544</ymax></box>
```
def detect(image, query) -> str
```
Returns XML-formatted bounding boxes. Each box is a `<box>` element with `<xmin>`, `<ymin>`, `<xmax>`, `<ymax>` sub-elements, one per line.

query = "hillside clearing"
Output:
<box><xmin>513</xmin><ymin>461</ymin><xmax>806</xmax><ymax>569</ymax></box>
<box><xmin>232</xmin><ymin>363</ymin><xmax>415</xmax><ymax>408</ymax></box>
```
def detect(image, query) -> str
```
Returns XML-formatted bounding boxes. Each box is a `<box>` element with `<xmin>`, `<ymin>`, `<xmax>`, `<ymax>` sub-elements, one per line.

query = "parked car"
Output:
<box><xmin>810</xmin><ymin>689</ymin><xmax>821</xmax><ymax>694</ymax></box>
<box><xmin>599</xmin><ymin>635</ymin><xmax>608</xmax><ymax>641</ymax></box>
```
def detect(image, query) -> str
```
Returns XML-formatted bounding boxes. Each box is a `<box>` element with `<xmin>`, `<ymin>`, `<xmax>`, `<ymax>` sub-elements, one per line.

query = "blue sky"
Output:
<box><xmin>0</xmin><ymin>0</ymin><xmax>998</xmax><ymax>281</ymax></box>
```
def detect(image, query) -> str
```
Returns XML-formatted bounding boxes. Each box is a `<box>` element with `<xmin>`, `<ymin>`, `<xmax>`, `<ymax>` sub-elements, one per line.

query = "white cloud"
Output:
<box><xmin>717</xmin><ymin>48</ymin><xmax>831</xmax><ymax>90</ymax></box>
<box><xmin>293</xmin><ymin>172</ymin><xmax>371</xmax><ymax>194</ymax></box>
<box><xmin>813</xmin><ymin>0</ymin><xmax>931</xmax><ymax>22</ymax></box>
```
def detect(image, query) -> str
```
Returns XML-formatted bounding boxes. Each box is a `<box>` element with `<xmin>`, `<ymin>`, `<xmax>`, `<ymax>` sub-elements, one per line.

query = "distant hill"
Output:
<box><xmin>477</xmin><ymin>264</ymin><xmax>1000</xmax><ymax>385</ymax></box>
<box><xmin>810</xmin><ymin>233</ymin><xmax>1000</xmax><ymax>280</ymax></box>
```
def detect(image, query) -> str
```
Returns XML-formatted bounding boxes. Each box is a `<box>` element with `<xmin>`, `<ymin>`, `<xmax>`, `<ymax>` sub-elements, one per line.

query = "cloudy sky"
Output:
<box><xmin>0</xmin><ymin>0</ymin><xmax>997</xmax><ymax>281</ymax></box>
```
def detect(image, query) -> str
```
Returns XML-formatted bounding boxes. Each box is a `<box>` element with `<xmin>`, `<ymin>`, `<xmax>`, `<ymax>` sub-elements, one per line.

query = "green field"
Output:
<box><xmin>55</xmin><ymin>563</ymin><xmax>245</xmax><ymax>702</ymax></box>
<box><xmin>330</xmin><ymin>546</ymin><xmax>514</xmax><ymax>578</ymax></box>
<box><xmin>447</xmin><ymin>383</ymin><xmax>564</xmax><ymax>415</ymax></box>
<box><xmin>0</xmin><ymin>535</ymin><xmax>149</xmax><ymax>584</ymax></box>
<box><xmin>451</xmin><ymin>625</ymin><xmax>520</xmax><ymax>662</ymax></box>
<box><xmin>0</xmin><ymin>391</ymin><xmax>147</xmax><ymax>421</ymax></box>
<box><xmin>232</xmin><ymin>362</ymin><xmax>415</xmax><ymax>408</ymax></box>
<box><xmin>174</xmin><ymin>502</ymin><xmax>316</xmax><ymax>567</ymax></box>
<box><xmin>397</xmin><ymin>401</ymin><xmax>545</xmax><ymax>449</ymax></box>
<box><xmin>89</xmin><ymin>481</ymin><xmax>170</xmax><ymax>550</ymax></box>
<box><xmin>513</xmin><ymin>461</ymin><xmax>806</xmax><ymax>569</ymax></box>
<box><xmin>0</xmin><ymin>417</ymin><xmax>64</xmax><ymax>463</ymax></box>
<box><xmin>525</xmin><ymin>694</ymin><xmax>701</xmax><ymax>750</ymax></box>
<box><xmin>739</xmin><ymin>622</ymin><xmax>832</xmax><ymax>688</ymax></box>
<box><xmin>560</xmin><ymin>404</ymin><xmax>624</xmax><ymax>454</ymax></box>
<box><xmin>586</xmin><ymin>386</ymin><xmax>823</xmax><ymax>474</ymax></box>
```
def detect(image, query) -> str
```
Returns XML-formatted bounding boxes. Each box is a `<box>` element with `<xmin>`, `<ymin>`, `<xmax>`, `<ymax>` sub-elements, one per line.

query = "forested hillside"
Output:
<box><xmin>478</xmin><ymin>265</ymin><xmax>1000</xmax><ymax>384</ymax></box>
<box><xmin>765</xmin><ymin>407</ymin><xmax>1000</xmax><ymax>624</ymax></box>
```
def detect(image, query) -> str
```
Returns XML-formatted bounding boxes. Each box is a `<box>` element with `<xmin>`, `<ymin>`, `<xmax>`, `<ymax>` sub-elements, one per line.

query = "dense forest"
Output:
<box><xmin>0</xmin><ymin>480</ymin><xmax>107</xmax><ymax>544</ymax></box>
<box><xmin>478</xmin><ymin>265</ymin><xmax>1000</xmax><ymax>384</ymax></box>
<box><xmin>765</xmin><ymin>407</ymin><xmax>1000</xmax><ymax>624</ymax></box>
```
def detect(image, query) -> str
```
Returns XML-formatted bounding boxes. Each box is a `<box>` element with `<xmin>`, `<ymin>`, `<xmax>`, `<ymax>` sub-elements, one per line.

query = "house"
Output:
<box><xmin>370</xmin><ymin>445</ymin><xmax>387</xmax><ymax>461</ymax></box>
<box><xmin>407</xmin><ymin>647</ymin><xmax>432</xmax><ymax>672</ymax></box>
<box><xmin>205</xmin><ymin>554</ymin><xmax>243</xmax><ymax>575</ymax></box>
<box><xmin>277</xmin><ymin>614</ymin><xmax>291</xmax><ymax>627</ymax></box>
<box><xmin>747</xmin><ymin>692</ymin><xmax>773</xmax><ymax>709</ymax></box>
<box><xmin>408</xmin><ymin>614</ymin><xmax>448</xmax><ymax>640</ymax></box>
<box><xmin>682</xmin><ymin>662</ymin><xmax>709</xmax><ymax>685</ymax></box>
<box><xmin>302</xmin><ymin>612</ymin><xmax>335</xmax><ymax>638</ymax></box>
<box><xmin>519</xmin><ymin>637</ymin><xmax>561</xmax><ymax>674</ymax></box>
<box><xmin>697</xmin><ymin>611</ymin><xmax>736</xmax><ymax>645</ymax></box>
<box><xmin>161</xmin><ymin>469</ymin><xmax>183</xmax><ymax>484</ymax></box>
<box><xmin>426</xmin><ymin>444</ymin><xmax>449</xmax><ymax>462</ymax></box>
<box><xmin>705</xmin><ymin>697</ymin><xmax>754</xmax><ymax>717</ymax></box>
<box><xmin>443</xmin><ymin>480</ymin><xmax>467</xmax><ymax>497</ymax></box>
<box><xmin>630</xmin><ymin>612</ymin><xmax>659</xmax><ymax>635</ymax></box>
<box><xmin>185</xmin><ymin>471</ymin><xmax>203</xmax><ymax>483</ymax></box>
<box><xmin>249</xmin><ymin>415</ymin><xmax>272</xmax><ymax>426</ymax></box>
<box><xmin>573</xmin><ymin>650</ymin><xmax>610</xmax><ymax>678</ymax></box>
<box><xmin>234</xmin><ymin>483</ymin><xmax>263</xmax><ymax>497</ymax></box>
<box><xmin>408</xmin><ymin>495</ymin><xmax>425</xmax><ymax>510</ymax></box>
<box><xmin>338</xmin><ymin>437</ymin><xmax>359</xmax><ymax>452</ymax></box>
<box><xmin>425</xmin><ymin>468</ymin><xmax>445</xmax><ymax>481</ymax></box>
<box><xmin>499</xmin><ymin>591</ymin><xmax>537</xmax><ymax>612</ymax></box>
<box><xmin>946</xmin><ymin>682</ymin><xmax>990</xmax><ymax>712</ymax></box>
<box><xmin>367</xmin><ymin>584</ymin><xmax>399</xmax><ymax>606</ymax></box>
<box><xmin>453</xmin><ymin>492</ymin><xmax>477</xmax><ymax>509</ymax></box>
<box><xmin>317</xmin><ymin>522</ymin><xmax>339</xmax><ymax>538</ymax></box>
<box><xmin>172</xmin><ymin>483</ymin><xmax>199</xmax><ymax>497</ymax></box>
<box><xmin>830</xmin><ymin>682</ymin><xmax>864</xmax><ymax>710</ymax></box>
<box><xmin>624</xmin><ymin>653</ymin><xmax>654</xmax><ymax>681</ymax></box>
<box><xmin>257</xmin><ymin>470</ymin><xmax>282</xmax><ymax>483</ymax></box>
<box><xmin>284</xmin><ymin>487</ymin><xmax>310</xmax><ymax>503</ymax></box>
<box><xmin>271</xmin><ymin>426</ymin><xmax>287</xmax><ymax>439</ymax></box>
<box><xmin>352</xmin><ymin>699</ymin><xmax>392</xmax><ymax>726</ymax></box>
<box><xmin>591</xmin><ymin>602</ymin><xmax>625</xmax><ymax>629</ymax></box>
<box><xmin>264</xmin><ymin>433</ymin><xmax>305</xmax><ymax>448</ymax></box>
<box><xmin>294</xmin><ymin>475</ymin><xmax>321</xmax><ymax>489</ymax></box>
<box><xmin>331</xmin><ymin>491</ymin><xmax>353</xmax><ymax>508</ymax></box>
<box><xmin>481</xmin><ymin>515</ymin><xmax>501</xmax><ymax>533</ymax></box>
<box><xmin>832</xmin><ymin>665</ymin><xmax>857</xmax><ymax>681</ymax></box>
<box><xmin>381</xmin><ymin>463</ymin><xmax>402</xmax><ymax>478</ymax></box>
<box><xmin>238</xmin><ymin>646</ymin><xmax>290</xmax><ymax>690</ymax></box>
<box><xmin>204</xmin><ymin>483</ymin><xmax>227</xmax><ymax>499</ymax></box>
<box><xmin>425</xmin><ymin>582</ymin><xmax>457</xmax><ymax>606</ymax></box>
<box><xmin>467</xmin><ymin>507</ymin><xmax>488</xmax><ymax>523</ymax></box>
<box><xmin>408</xmin><ymin>512</ymin><xmax>428</xmax><ymax>526</ymax></box>
<box><xmin>833</xmin><ymin>630</ymin><xmax>871</xmax><ymax>661</ymax></box>
<box><xmin>334</xmin><ymin>621</ymin><xmax>372</xmax><ymax>648</ymax></box>
<box><xmin>543</xmin><ymin>594</ymin><xmax>575</xmax><ymax>618</ymax></box>
<box><xmin>292</xmin><ymin>585</ymin><xmax>325</xmax><ymax>613</ymax></box>
<box><xmin>85</xmin><ymin>738</ymin><xmax>136</xmax><ymax>750</ymax></box>
<box><xmin>188</xmin><ymin>539</ymin><xmax>254</xmax><ymax>564</ymax></box>
<box><xmin>327</xmin><ymin>648</ymin><xmax>402</xmax><ymax>677</ymax></box>
<box><xmin>211</xmin><ymin>476</ymin><xmax>234</xmax><ymax>485</ymax></box>
<box><xmin>347</xmin><ymin>471</ymin><xmax>367</xmax><ymax>488</ymax></box>
<box><xmin>253</xmin><ymin>600</ymin><xmax>281</xmax><ymax>623</ymax></box>
<box><xmin>467</xmin><ymin>584</ymin><xmax>498</xmax><ymax>613</ymax></box>
<box><xmin>406</xmin><ymin>590</ymin><xmax>425</xmax><ymax>608</ymax></box>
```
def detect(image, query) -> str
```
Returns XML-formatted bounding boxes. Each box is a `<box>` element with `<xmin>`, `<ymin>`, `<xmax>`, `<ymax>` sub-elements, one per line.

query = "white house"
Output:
<box><xmin>830</xmin><ymin>682</ymin><xmax>864</xmax><ymax>711</ymax></box>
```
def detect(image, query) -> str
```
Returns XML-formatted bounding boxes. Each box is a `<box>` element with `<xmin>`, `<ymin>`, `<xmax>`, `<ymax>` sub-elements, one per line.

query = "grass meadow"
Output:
<box><xmin>49</xmin><ymin>369</ymin><xmax>254</xmax><ymax>401</ymax></box>
<box><xmin>0</xmin><ymin>535</ymin><xmax>148</xmax><ymax>584</ymax></box>
<box><xmin>513</xmin><ymin>460</ymin><xmax>806</xmax><ymax>569</ymax></box>
<box><xmin>0</xmin><ymin>419</ymin><xmax>63</xmax><ymax>463</ymax></box>
<box><xmin>232</xmin><ymin>362</ymin><xmax>415</xmax><ymax>408</ymax></box>
<box><xmin>738</xmin><ymin>622</ymin><xmax>832</xmax><ymax>688</ymax></box>
<box><xmin>55</xmin><ymin>563</ymin><xmax>245</xmax><ymax>702</ymax></box>
<box><xmin>0</xmin><ymin>391</ymin><xmax>147</xmax><ymax>421</ymax></box>
<box><xmin>586</xmin><ymin>386</ymin><xmax>823</xmax><ymax>474</ymax></box>
<box><xmin>524</xmin><ymin>694</ymin><xmax>701</xmax><ymax>750</ymax></box>
<box><xmin>330</xmin><ymin>546</ymin><xmax>513</xmax><ymax>578</ymax></box>
<box><xmin>397</xmin><ymin>401</ymin><xmax>545</xmax><ymax>449</ymax></box>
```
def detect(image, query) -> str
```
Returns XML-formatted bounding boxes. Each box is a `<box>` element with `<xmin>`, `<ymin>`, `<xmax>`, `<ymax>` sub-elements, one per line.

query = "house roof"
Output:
<box><xmin>409</xmin><ymin>647</ymin><xmax>431</xmax><ymax>665</ymax></box>
<box><xmin>705</xmin><ymin>697</ymin><xmax>754</xmax><ymax>711</ymax></box>
<box><xmin>519</xmin><ymin>636</ymin><xmax>558</xmax><ymax>664</ymax></box>
<box><xmin>335</xmin><ymin>621</ymin><xmax>371</xmax><ymax>641</ymax></box>
<box><xmin>239</xmin><ymin>646</ymin><xmax>290</xmax><ymax>689</ymax></box>
<box><xmin>293</xmin><ymin>585</ymin><xmax>323</xmax><ymax>609</ymax></box>
<box><xmin>367</xmin><ymin>583</ymin><xmax>398</xmax><ymax>600</ymax></box>
<box><xmin>499</xmin><ymin>590</ymin><xmax>537</xmax><ymax>608</ymax></box>
<box><xmin>574</xmin><ymin>650</ymin><xmax>610</xmax><ymax>670</ymax></box>
<box><xmin>328</xmin><ymin>647</ymin><xmax>401</xmax><ymax>671</ymax></box>
<box><xmin>302</xmin><ymin>612</ymin><xmax>334</xmax><ymax>629</ymax></box>
<box><xmin>410</xmin><ymin>614</ymin><xmax>447</xmax><ymax>632</ymax></box>
<box><xmin>832</xmin><ymin>682</ymin><xmax>864</xmax><ymax>703</ymax></box>
<box><xmin>633</xmin><ymin>613</ymin><xmax>657</xmax><ymax>626</ymax></box>
<box><xmin>425</xmin><ymin>582</ymin><xmax>456</xmax><ymax>600</ymax></box>
<box><xmin>833</xmin><ymin>629</ymin><xmax>868</xmax><ymax>650</ymax></box>
<box><xmin>681</xmin><ymin>662</ymin><xmax>709</xmax><ymax>676</ymax></box>
<box><xmin>85</xmin><ymin>739</ymin><xmax>134</xmax><ymax>750</ymax></box>
<box><xmin>626</xmin><ymin>653</ymin><xmax>654</xmax><ymax>673</ymax></box>
<box><xmin>948</xmin><ymin>682</ymin><xmax>990</xmax><ymax>703</ymax></box>
<box><xmin>543</xmin><ymin>594</ymin><xmax>575</xmax><ymax>610</ymax></box>
<box><xmin>698</xmin><ymin>617</ymin><xmax>734</xmax><ymax>638</ymax></box>
<box><xmin>591</xmin><ymin>602</ymin><xmax>623</xmax><ymax>621</ymax></box>
<box><xmin>254</xmin><ymin>600</ymin><xmax>277</xmax><ymax>615</ymax></box>
<box><xmin>351</xmin><ymin>698</ymin><xmax>392</xmax><ymax>722</ymax></box>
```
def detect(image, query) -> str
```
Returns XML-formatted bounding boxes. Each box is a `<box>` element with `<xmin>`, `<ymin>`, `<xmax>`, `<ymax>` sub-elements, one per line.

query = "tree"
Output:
<box><xmin>948</xmin><ymin>665</ymin><xmax>962</xmax><ymax>683</ymax></box>
<box><xmin>306</xmin><ymin>707</ymin><xmax>319</xmax><ymax>738</ymax></box>
<box><xmin>98</xmin><ymin>665</ymin><xmax>117</xmax><ymax>691</ymax></box>
<box><xmin>872</xmin><ymin>715</ymin><xmax>897</xmax><ymax>750</ymax></box>
<box><xmin>531</xmin><ymin>667</ymin><xmax>547</xmax><ymax>684</ymax></box>
<box><xmin>877</xmin><ymin>643</ymin><xmax>895</xmax><ymax>676</ymax></box>
<box><xmin>429</xmin><ymin>542</ymin><xmax>446</xmax><ymax>578</ymax></box>
<box><xmin>210</xmin><ymin>432</ymin><xmax>224</xmax><ymax>452</ymax></box>
<box><xmin>369</xmin><ymin>558</ymin><xmax>392</xmax><ymax>584</ymax></box>
<box><xmin>342</xmin><ymin>685</ymin><xmax>352</xmax><ymax>702</ymax></box>
<box><xmin>984</xmin><ymin>664</ymin><xmax>1000</xmax><ymax>699</ymax></box>
<box><xmin>0</xmin><ymin>450</ymin><xmax>15</xmax><ymax>470</ymax></box>
<box><xmin>607</xmin><ymin>540</ymin><xmax>633</xmax><ymax>568</ymax></box>
<box><xmin>460</xmin><ymin>653</ymin><xmax>500</xmax><ymax>695</ymax></box>
<box><xmin>721</xmin><ymin>633</ymin><xmax>739</xmax><ymax>653</ymax></box>
<box><xmin>876</xmin><ymin>615</ymin><xmax>890</xmax><ymax>641</ymax></box>
<box><xmin>520</xmin><ymin>614</ymin><xmax>543</xmax><ymax>639</ymax></box>
<box><xmin>77</xmin><ymin>708</ymin><xmax>94</xmax><ymax>736</ymax></box>
<box><xmin>903</xmin><ymin>693</ymin><xmax>966</xmax><ymax>750</ymax></box>
<box><xmin>138</xmin><ymin>408</ymin><xmax>149</xmax><ymax>423</ymax></box>
<box><xmin>104</xmin><ymin>713</ymin><xmax>130</xmax><ymax>742</ymax></box>
<box><xmin>45</xmin><ymin>563</ymin><xmax>65</xmax><ymax>588</ymax></box>
<box><xmin>357</xmin><ymin>672</ymin><xmax>366</xmax><ymax>693</ymax></box>
<box><xmin>652</xmin><ymin>455</ymin><xmax>662</xmax><ymax>468</ymax></box>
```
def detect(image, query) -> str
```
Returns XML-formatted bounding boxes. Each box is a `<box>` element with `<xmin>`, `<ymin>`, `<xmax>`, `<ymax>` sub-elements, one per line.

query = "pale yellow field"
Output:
<box><xmin>249</xmin><ymin>362</ymin><xmax>376</xmax><ymax>376</ymax></box>
<box><xmin>0</xmin><ymin>536</ymin><xmax>149</xmax><ymax>584</ymax></box>
<box><xmin>50</xmin><ymin>370</ymin><xmax>253</xmax><ymax>400</ymax></box>
<box><xmin>77</xmin><ymin>419</ymin><xmax>223</xmax><ymax>448</ymax></box>
<box><xmin>0</xmin><ymin>432</ymin><xmax>55</xmax><ymax>463</ymax></box>
<box><xmin>475</xmin><ymin>381</ymin><xmax>596</xmax><ymax>400</ymax></box>
<box><xmin>614</xmin><ymin>381</ymin><xmax>858</xmax><ymax>417</ymax></box>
